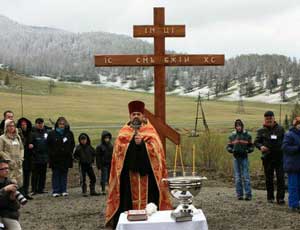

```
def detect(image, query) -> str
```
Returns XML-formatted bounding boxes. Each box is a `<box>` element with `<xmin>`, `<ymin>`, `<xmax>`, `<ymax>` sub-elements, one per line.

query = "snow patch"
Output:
<box><xmin>32</xmin><ymin>76</ymin><xmax>58</xmax><ymax>82</ymax></box>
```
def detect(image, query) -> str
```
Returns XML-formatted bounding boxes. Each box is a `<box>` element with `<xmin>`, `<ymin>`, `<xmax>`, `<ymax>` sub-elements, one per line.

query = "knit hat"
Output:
<box><xmin>264</xmin><ymin>111</ymin><xmax>274</xmax><ymax>117</ymax></box>
<box><xmin>35</xmin><ymin>118</ymin><xmax>44</xmax><ymax>124</ymax></box>
<box><xmin>79</xmin><ymin>134</ymin><xmax>88</xmax><ymax>140</ymax></box>
<box><xmin>128</xmin><ymin>100</ymin><xmax>145</xmax><ymax>114</ymax></box>
<box><xmin>293</xmin><ymin>117</ymin><xmax>300</xmax><ymax>126</ymax></box>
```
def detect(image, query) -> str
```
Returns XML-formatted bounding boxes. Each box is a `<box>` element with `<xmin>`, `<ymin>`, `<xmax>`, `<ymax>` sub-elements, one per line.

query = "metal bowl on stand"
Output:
<box><xmin>162</xmin><ymin>176</ymin><xmax>207</xmax><ymax>222</ymax></box>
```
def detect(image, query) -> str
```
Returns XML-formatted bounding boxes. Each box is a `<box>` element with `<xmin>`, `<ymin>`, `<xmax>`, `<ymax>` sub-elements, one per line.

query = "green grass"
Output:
<box><xmin>0</xmin><ymin>70</ymin><xmax>292</xmax><ymax>176</ymax></box>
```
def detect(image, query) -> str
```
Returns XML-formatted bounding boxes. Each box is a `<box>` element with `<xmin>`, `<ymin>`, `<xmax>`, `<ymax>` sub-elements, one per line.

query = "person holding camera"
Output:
<box><xmin>0</xmin><ymin>159</ymin><xmax>23</xmax><ymax>230</ymax></box>
<box><xmin>254</xmin><ymin>111</ymin><xmax>285</xmax><ymax>204</ymax></box>
<box><xmin>227</xmin><ymin>119</ymin><xmax>254</xmax><ymax>201</ymax></box>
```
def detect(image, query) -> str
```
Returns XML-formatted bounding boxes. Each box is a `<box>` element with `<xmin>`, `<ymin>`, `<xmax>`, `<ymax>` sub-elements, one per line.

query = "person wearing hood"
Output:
<box><xmin>0</xmin><ymin>120</ymin><xmax>24</xmax><ymax>187</ymax></box>
<box><xmin>47</xmin><ymin>117</ymin><xmax>75</xmax><ymax>197</ymax></box>
<box><xmin>96</xmin><ymin>131</ymin><xmax>113</xmax><ymax>195</ymax></box>
<box><xmin>227</xmin><ymin>119</ymin><xmax>254</xmax><ymax>200</ymax></box>
<box><xmin>282</xmin><ymin>117</ymin><xmax>300</xmax><ymax>212</ymax></box>
<box><xmin>254</xmin><ymin>111</ymin><xmax>285</xmax><ymax>204</ymax></box>
<box><xmin>0</xmin><ymin>111</ymin><xmax>14</xmax><ymax>136</ymax></box>
<box><xmin>16</xmin><ymin>118</ymin><xmax>33</xmax><ymax>200</ymax></box>
<box><xmin>74</xmin><ymin>133</ymin><xmax>99</xmax><ymax>196</ymax></box>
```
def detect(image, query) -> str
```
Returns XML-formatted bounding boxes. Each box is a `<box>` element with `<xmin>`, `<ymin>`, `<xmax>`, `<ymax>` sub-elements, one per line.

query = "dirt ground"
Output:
<box><xmin>19</xmin><ymin>179</ymin><xmax>300</xmax><ymax>230</ymax></box>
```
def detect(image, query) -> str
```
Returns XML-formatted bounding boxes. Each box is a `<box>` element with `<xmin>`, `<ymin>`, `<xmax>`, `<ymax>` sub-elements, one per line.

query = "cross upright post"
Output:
<box><xmin>95</xmin><ymin>7</ymin><xmax>225</xmax><ymax>153</ymax></box>
<box><xmin>153</xmin><ymin>8</ymin><xmax>166</xmax><ymax>125</ymax></box>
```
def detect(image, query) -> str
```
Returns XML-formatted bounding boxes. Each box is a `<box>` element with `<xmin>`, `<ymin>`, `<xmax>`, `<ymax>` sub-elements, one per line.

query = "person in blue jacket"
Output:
<box><xmin>282</xmin><ymin>116</ymin><xmax>300</xmax><ymax>212</ymax></box>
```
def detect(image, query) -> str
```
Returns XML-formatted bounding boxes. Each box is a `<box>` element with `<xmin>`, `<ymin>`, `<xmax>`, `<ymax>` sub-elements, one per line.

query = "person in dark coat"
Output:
<box><xmin>96</xmin><ymin>131</ymin><xmax>113</xmax><ymax>195</ymax></box>
<box><xmin>73</xmin><ymin>133</ymin><xmax>99</xmax><ymax>196</ymax></box>
<box><xmin>227</xmin><ymin>119</ymin><xmax>254</xmax><ymax>200</ymax></box>
<box><xmin>282</xmin><ymin>116</ymin><xmax>300</xmax><ymax>212</ymax></box>
<box><xmin>30</xmin><ymin>118</ymin><xmax>49</xmax><ymax>195</ymax></box>
<box><xmin>16</xmin><ymin>117</ymin><xmax>33</xmax><ymax>200</ymax></box>
<box><xmin>47</xmin><ymin>117</ymin><xmax>75</xmax><ymax>197</ymax></box>
<box><xmin>0</xmin><ymin>159</ymin><xmax>22</xmax><ymax>230</ymax></box>
<box><xmin>254</xmin><ymin>111</ymin><xmax>285</xmax><ymax>204</ymax></box>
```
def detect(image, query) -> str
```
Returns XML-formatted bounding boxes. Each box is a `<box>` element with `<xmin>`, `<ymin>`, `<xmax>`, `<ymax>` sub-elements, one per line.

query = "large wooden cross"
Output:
<box><xmin>95</xmin><ymin>7</ymin><xmax>224</xmax><ymax>152</ymax></box>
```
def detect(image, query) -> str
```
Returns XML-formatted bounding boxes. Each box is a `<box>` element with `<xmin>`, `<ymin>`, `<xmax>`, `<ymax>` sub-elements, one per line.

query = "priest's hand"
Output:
<box><xmin>134</xmin><ymin>134</ymin><xmax>142</xmax><ymax>145</ymax></box>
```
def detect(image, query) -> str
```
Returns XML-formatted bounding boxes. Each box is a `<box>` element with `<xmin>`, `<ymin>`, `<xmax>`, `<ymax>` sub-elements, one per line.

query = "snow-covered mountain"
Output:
<box><xmin>1</xmin><ymin>15</ymin><xmax>300</xmax><ymax>103</ymax></box>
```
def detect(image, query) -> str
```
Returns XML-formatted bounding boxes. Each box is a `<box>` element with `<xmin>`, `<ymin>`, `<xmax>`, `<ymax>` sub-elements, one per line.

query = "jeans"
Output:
<box><xmin>22</xmin><ymin>159</ymin><xmax>32</xmax><ymax>195</ymax></box>
<box><xmin>287</xmin><ymin>173</ymin><xmax>300</xmax><ymax>208</ymax></box>
<box><xmin>233</xmin><ymin>157</ymin><xmax>252</xmax><ymax>198</ymax></box>
<box><xmin>80</xmin><ymin>163</ymin><xmax>96</xmax><ymax>186</ymax></box>
<box><xmin>31</xmin><ymin>163</ymin><xmax>47</xmax><ymax>193</ymax></box>
<box><xmin>101</xmin><ymin>165</ymin><xmax>110</xmax><ymax>189</ymax></box>
<box><xmin>52</xmin><ymin>168</ymin><xmax>68</xmax><ymax>194</ymax></box>
<box><xmin>262</xmin><ymin>158</ymin><xmax>285</xmax><ymax>201</ymax></box>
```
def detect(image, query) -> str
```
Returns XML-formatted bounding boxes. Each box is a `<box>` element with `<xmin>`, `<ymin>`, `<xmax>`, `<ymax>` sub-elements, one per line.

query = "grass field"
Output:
<box><xmin>0</xmin><ymin>70</ymin><xmax>294</xmax><ymax>176</ymax></box>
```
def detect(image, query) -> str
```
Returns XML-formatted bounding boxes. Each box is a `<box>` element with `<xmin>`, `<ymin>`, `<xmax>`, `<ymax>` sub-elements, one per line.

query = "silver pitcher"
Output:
<box><xmin>162</xmin><ymin>176</ymin><xmax>207</xmax><ymax>222</ymax></box>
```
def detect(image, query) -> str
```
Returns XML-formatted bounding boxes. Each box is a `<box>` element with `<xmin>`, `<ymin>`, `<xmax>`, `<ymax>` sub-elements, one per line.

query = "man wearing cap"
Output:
<box><xmin>254</xmin><ymin>111</ymin><xmax>285</xmax><ymax>204</ymax></box>
<box><xmin>105</xmin><ymin>100</ymin><xmax>172</xmax><ymax>228</ymax></box>
<box><xmin>30</xmin><ymin>118</ymin><xmax>49</xmax><ymax>195</ymax></box>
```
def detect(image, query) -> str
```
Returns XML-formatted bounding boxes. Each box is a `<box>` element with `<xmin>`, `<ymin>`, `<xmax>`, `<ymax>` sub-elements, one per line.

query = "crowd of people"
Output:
<box><xmin>1</xmin><ymin>102</ymin><xmax>300</xmax><ymax>230</ymax></box>
<box><xmin>227</xmin><ymin>110</ymin><xmax>300</xmax><ymax>213</ymax></box>
<box><xmin>0</xmin><ymin>110</ymin><xmax>113</xmax><ymax>229</ymax></box>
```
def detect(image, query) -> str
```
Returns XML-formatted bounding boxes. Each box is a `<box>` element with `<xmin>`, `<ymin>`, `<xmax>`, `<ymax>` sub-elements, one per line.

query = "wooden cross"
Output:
<box><xmin>95</xmin><ymin>7</ymin><xmax>224</xmax><ymax>152</ymax></box>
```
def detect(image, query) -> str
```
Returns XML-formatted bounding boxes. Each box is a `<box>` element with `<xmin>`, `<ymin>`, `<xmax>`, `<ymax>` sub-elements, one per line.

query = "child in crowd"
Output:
<box><xmin>96</xmin><ymin>131</ymin><xmax>113</xmax><ymax>195</ymax></box>
<box><xmin>74</xmin><ymin>133</ymin><xmax>99</xmax><ymax>196</ymax></box>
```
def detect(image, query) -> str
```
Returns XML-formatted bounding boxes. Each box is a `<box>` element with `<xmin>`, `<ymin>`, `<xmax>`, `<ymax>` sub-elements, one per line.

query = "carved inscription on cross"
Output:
<box><xmin>95</xmin><ymin>7</ymin><xmax>225</xmax><ymax>152</ymax></box>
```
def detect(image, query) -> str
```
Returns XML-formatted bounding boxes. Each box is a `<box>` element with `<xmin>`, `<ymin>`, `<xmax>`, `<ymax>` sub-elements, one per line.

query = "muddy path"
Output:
<box><xmin>19</xmin><ymin>181</ymin><xmax>300</xmax><ymax>230</ymax></box>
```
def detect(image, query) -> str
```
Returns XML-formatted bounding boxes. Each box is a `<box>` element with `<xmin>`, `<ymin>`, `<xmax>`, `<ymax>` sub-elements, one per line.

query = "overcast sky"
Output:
<box><xmin>1</xmin><ymin>0</ymin><xmax>300</xmax><ymax>58</ymax></box>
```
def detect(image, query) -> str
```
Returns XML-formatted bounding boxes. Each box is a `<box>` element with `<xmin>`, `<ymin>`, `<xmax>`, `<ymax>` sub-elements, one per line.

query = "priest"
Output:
<box><xmin>105</xmin><ymin>100</ymin><xmax>172</xmax><ymax>228</ymax></box>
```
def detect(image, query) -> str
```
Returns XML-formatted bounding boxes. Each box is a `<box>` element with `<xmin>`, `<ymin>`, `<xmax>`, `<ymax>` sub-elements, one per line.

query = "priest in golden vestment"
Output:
<box><xmin>105</xmin><ymin>100</ymin><xmax>172</xmax><ymax>228</ymax></box>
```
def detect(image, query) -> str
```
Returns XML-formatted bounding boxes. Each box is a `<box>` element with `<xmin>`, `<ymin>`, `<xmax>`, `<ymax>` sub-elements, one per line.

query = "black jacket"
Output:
<box><xmin>0</xmin><ymin>178</ymin><xmax>20</xmax><ymax>220</ymax></box>
<box><xmin>31</xmin><ymin>127</ymin><xmax>49</xmax><ymax>164</ymax></box>
<box><xmin>0</xmin><ymin>119</ymin><xmax>4</xmax><ymax>135</ymax></box>
<box><xmin>254</xmin><ymin>122</ymin><xmax>285</xmax><ymax>160</ymax></box>
<box><xmin>47</xmin><ymin>119</ymin><xmax>75</xmax><ymax>169</ymax></box>
<box><xmin>96</xmin><ymin>131</ymin><xmax>113</xmax><ymax>169</ymax></box>
<box><xmin>73</xmin><ymin>133</ymin><xmax>96</xmax><ymax>165</ymax></box>
<box><xmin>16</xmin><ymin>117</ymin><xmax>33</xmax><ymax>161</ymax></box>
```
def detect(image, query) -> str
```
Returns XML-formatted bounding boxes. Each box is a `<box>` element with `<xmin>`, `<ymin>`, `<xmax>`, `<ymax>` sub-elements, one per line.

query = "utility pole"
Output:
<box><xmin>236</xmin><ymin>90</ymin><xmax>245</xmax><ymax>114</ymax></box>
<box><xmin>191</xmin><ymin>92</ymin><xmax>209</xmax><ymax>136</ymax></box>
<box><xmin>20</xmin><ymin>79</ymin><xmax>24</xmax><ymax>117</ymax></box>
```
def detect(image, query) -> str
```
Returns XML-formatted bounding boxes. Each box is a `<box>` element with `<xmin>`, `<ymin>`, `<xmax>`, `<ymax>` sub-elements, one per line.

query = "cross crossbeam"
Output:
<box><xmin>94</xmin><ymin>7</ymin><xmax>225</xmax><ymax>152</ymax></box>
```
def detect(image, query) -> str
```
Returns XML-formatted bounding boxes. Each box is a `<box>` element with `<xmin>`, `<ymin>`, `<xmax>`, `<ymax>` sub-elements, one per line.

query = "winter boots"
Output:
<box><xmin>90</xmin><ymin>184</ymin><xmax>100</xmax><ymax>196</ymax></box>
<box><xmin>101</xmin><ymin>183</ymin><xmax>106</xmax><ymax>195</ymax></box>
<box><xmin>82</xmin><ymin>183</ymin><xmax>88</xmax><ymax>197</ymax></box>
